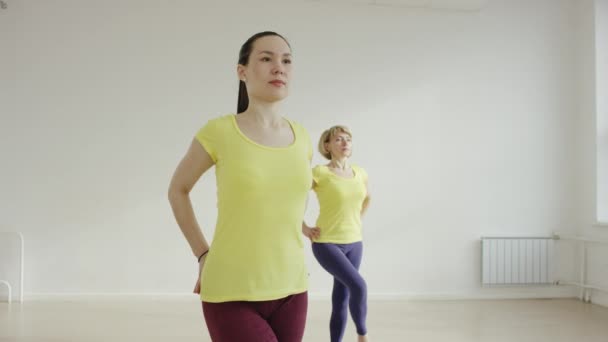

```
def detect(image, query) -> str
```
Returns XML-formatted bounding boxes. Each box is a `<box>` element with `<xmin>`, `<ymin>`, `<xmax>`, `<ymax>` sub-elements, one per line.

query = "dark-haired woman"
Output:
<box><xmin>168</xmin><ymin>31</ymin><xmax>312</xmax><ymax>342</ymax></box>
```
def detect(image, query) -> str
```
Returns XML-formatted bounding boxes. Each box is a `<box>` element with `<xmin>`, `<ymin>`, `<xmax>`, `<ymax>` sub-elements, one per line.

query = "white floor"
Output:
<box><xmin>1</xmin><ymin>297</ymin><xmax>608</xmax><ymax>341</ymax></box>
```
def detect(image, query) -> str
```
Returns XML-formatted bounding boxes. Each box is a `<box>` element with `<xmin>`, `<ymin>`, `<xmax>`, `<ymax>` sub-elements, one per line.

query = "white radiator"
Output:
<box><xmin>481</xmin><ymin>237</ymin><xmax>555</xmax><ymax>286</ymax></box>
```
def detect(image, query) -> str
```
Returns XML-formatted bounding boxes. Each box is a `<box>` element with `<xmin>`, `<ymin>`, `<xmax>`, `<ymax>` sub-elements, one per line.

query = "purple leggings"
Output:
<box><xmin>202</xmin><ymin>291</ymin><xmax>307</xmax><ymax>342</ymax></box>
<box><xmin>312</xmin><ymin>241</ymin><xmax>367</xmax><ymax>341</ymax></box>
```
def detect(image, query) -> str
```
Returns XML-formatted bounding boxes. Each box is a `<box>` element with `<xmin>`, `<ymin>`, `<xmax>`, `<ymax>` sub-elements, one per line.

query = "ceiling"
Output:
<box><xmin>303</xmin><ymin>0</ymin><xmax>487</xmax><ymax>11</ymax></box>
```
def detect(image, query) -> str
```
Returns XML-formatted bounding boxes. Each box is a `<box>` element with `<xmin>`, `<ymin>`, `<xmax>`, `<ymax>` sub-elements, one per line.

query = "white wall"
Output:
<box><xmin>0</xmin><ymin>0</ymin><xmax>584</xmax><ymax>299</ymax></box>
<box><xmin>0</xmin><ymin>0</ymin><xmax>21</xmax><ymax>299</ymax></box>
<box><xmin>576</xmin><ymin>0</ymin><xmax>608</xmax><ymax>308</ymax></box>
<box><xmin>596</xmin><ymin>0</ymin><xmax>608</xmax><ymax>224</ymax></box>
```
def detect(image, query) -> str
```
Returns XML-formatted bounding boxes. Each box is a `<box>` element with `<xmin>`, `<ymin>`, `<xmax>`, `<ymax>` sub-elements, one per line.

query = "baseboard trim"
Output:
<box><xmin>23</xmin><ymin>286</ymin><xmax>578</xmax><ymax>302</ymax></box>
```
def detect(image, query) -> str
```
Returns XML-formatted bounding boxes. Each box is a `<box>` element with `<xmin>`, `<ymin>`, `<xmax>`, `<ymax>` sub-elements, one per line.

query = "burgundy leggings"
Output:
<box><xmin>202</xmin><ymin>291</ymin><xmax>308</xmax><ymax>342</ymax></box>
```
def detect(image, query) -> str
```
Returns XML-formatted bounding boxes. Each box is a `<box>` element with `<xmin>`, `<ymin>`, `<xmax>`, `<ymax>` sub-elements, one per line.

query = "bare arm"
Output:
<box><xmin>168</xmin><ymin>139</ymin><xmax>215</xmax><ymax>259</ymax></box>
<box><xmin>302</xmin><ymin>220</ymin><xmax>320</xmax><ymax>241</ymax></box>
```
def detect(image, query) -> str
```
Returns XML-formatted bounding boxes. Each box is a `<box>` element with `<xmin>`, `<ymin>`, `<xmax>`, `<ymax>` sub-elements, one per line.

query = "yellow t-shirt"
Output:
<box><xmin>312</xmin><ymin>165</ymin><xmax>368</xmax><ymax>244</ymax></box>
<box><xmin>195</xmin><ymin>114</ymin><xmax>312</xmax><ymax>302</ymax></box>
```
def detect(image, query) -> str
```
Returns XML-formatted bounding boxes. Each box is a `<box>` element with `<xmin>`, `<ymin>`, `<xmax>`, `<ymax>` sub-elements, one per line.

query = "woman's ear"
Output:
<box><xmin>237</xmin><ymin>64</ymin><xmax>247</xmax><ymax>82</ymax></box>
<box><xmin>324</xmin><ymin>142</ymin><xmax>332</xmax><ymax>157</ymax></box>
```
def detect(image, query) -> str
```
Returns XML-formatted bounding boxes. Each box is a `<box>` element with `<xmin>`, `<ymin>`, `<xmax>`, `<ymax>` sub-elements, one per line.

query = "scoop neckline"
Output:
<box><xmin>323</xmin><ymin>165</ymin><xmax>357</xmax><ymax>180</ymax></box>
<box><xmin>231</xmin><ymin>114</ymin><xmax>297</xmax><ymax>150</ymax></box>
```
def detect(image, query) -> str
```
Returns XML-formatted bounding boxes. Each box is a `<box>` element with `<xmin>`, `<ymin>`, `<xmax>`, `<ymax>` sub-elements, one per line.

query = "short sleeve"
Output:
<box><xmin>195</xmin><ymin>119</ymin><xmax>220</xmax><ymax>163</ymax></box>
<box><xmin>312</xmin><ymin>165</ymin><xmax>322</xmax><ymax>184</ymax></box>
<box><xmin>292</xmin><ymin>120</ymin><xmax>313</xmax><ymax>162</ymax></box>
<box><xmin>356</xmin><ymin>166</ymin><xmax>368</xmax><ymax>183</ymax></box>
<box><xmin>306</xmin><ymin>131</ymin><xmax>313</xmax><ymax>162</ymax></box>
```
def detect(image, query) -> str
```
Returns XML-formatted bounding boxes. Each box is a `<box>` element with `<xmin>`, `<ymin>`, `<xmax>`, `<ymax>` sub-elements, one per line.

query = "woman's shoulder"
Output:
<box><xmin>312</xmin><ymin>164</ymin><xmax>329</xmax><ymax>177</ymax></box>
<box><xmin>312</xmin><ymin>164</ymin><xmax>327</xmax><ymax>172</ymax></box>
<box><xmin>285</xmin><ymin>117</ymin><xmax>309</xmax><ymax>134</ymax></box>
<box><xmin>352</xmin><ymin>164</ymin><xmax>368</xmax><ymax>180</ymax></box>
<box><xmin>197</xmin><ymin>114</ymin><xmax>234</xmax><ymax>133</ymax></box>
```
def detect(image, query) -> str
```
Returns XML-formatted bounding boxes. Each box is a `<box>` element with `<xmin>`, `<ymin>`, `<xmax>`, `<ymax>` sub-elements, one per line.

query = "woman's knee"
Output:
<box><xmin>350</xmin><ymin>277</ymin><xmax>367</xmax><ymax>297</ymax></box>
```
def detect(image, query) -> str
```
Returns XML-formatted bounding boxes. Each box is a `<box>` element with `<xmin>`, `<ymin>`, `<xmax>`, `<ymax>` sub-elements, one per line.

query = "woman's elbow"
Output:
<box><xmin>168</xmin><ymin>182</ymin><xmax>189</xmax><ymax>202</ymax></box>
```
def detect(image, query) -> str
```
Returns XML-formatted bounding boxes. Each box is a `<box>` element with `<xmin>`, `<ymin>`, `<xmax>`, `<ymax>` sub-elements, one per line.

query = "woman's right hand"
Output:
<box><xmin>302</xmin><ymin>225</ymin><xmax>321</xmax><ymax>241</ymax></box>
<box><xmin>193</xmin><ymin>254</ymin><xmax>208</xmax><ymax>294</ymax></box>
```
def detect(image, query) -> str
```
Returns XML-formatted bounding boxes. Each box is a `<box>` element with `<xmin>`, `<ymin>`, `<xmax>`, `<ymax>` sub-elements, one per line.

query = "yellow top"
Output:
<box><xmin>312</xmin><ymin>165</ymin><xmax>368</xmax><ymax>244</ymax></box>
<box><xmin>195</xmin><ymin>114</ymin><xmax>312</xmax><ymax>302</ymax></box>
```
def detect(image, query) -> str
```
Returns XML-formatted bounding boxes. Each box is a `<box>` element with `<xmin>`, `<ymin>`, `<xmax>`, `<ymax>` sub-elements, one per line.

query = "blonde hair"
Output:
<box><xmin>318</xmin><ymin>125</ymin><xmax>352</xmax><ymax>160</ymax></box>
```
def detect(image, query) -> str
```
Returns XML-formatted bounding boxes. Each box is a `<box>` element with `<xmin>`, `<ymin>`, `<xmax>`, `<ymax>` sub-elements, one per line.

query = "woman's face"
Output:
<box><xmin>326</xmin><ymin>132</ymin><xmax>352</xmax><ymax>159</ymax></box>
<box><xmin>238</xmin><ymin>35</ymin><xmax>292</xmax><ymax>104</ymax></box>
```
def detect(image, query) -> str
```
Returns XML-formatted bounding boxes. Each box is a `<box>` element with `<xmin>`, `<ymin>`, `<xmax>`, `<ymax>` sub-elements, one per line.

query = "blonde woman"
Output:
<box><xmin>302</xmin><ymin>126</ymin><xmax>371</xmax><ymax>342</ymax></box>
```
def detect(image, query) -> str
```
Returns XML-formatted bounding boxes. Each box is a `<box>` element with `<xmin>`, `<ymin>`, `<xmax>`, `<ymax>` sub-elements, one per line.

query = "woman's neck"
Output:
<box><xmin>240</xmin><ymin>100</ymin><xmax>283</xmax><ymax>127</ymax></box>
<box><xmin>329</xmin><ymin>158</ymin><xmax>349</xmax><ymax>170</ymax></box>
